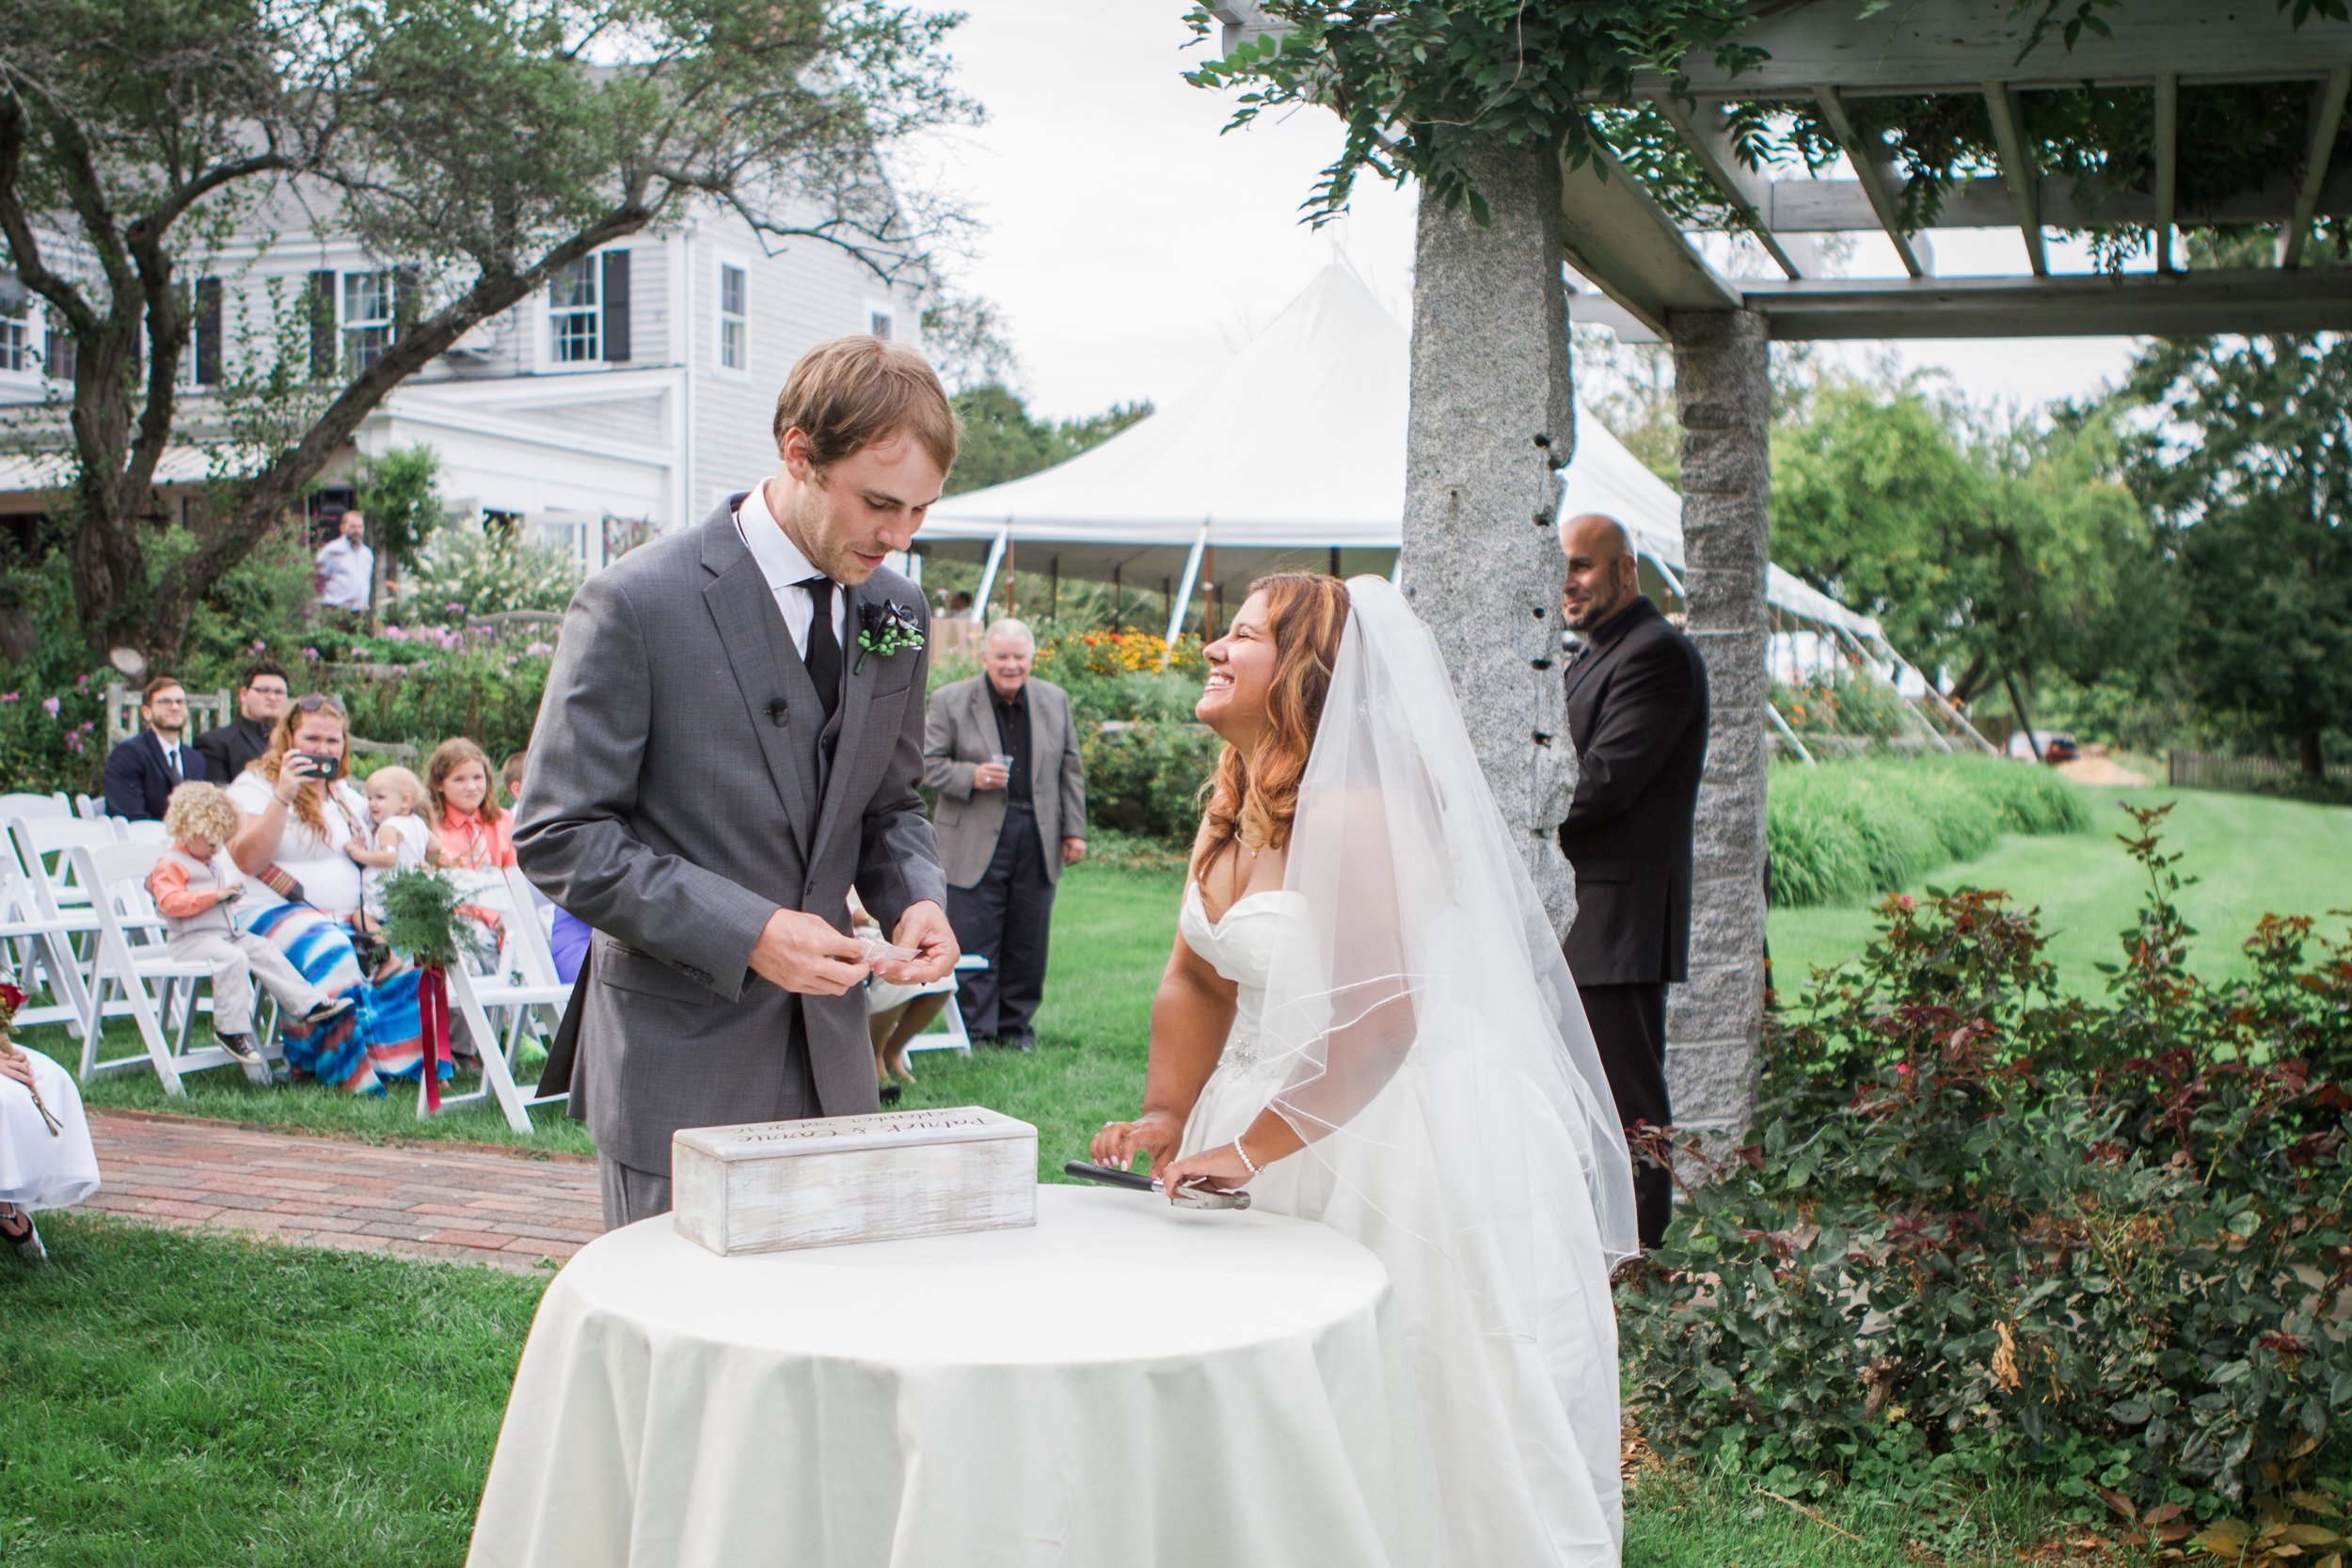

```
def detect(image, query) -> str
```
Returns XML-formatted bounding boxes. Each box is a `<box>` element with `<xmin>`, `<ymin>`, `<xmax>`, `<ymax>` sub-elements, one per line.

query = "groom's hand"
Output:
<box><xmin>749</xmin><ymin>909</ymin><xmax>870</xmax><ymax>995</ymax></box>
<box><xmin>877</xmin><ymin>900</ymin><xmax>957</xmax><ymax>985</ymax></box>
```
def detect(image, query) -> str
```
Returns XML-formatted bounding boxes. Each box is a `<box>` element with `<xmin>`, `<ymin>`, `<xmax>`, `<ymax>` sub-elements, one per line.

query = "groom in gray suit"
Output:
<box><xmin>516</xmin><ymin>336</ymin><xmax>960</xmax><ymax>1227</ymax></box>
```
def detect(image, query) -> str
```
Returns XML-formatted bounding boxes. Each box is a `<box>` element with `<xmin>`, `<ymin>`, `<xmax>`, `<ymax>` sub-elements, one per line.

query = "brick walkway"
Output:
<box><xmin>80</xmin><ymin>1110</ymin><xmax>604</xmax><ymax>1276</ymax></box>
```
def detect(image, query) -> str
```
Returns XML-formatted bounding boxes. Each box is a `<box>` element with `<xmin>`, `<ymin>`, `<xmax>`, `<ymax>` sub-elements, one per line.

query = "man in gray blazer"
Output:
<box><xmin>922</xmin><ymin>618</ymin><xmax>1086</xmax><ymax>1050</ymax></box>
<box><xmin>516</xmin><ymin>337</ymin><xmax>960</xmax><ymax>1227</ymax></box>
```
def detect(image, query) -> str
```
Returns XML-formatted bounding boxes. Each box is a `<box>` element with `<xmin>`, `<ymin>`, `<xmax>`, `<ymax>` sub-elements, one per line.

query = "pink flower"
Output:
<box><xmin>0</xmin><ymin>692</ymin><xmax>16</xmax><ymax>703</ymax></box>
<box><xmin>524</xmin><ymin>641</ymin><xmax>553</xmax><ymax>657</ymax></box>
<box><xmin>303</xmin><ymin>647</ymin><xmax>320</xmax><ymax>661</ymax></box>
<box><xmin>445</xmin><ymin>602</ymin><xmax>466</xmax><ymax>614</ymax></box>
<box><xmin>40</xmin><ymin>696</ymin><xmax>59</xmax><ymax>718</ymax></box>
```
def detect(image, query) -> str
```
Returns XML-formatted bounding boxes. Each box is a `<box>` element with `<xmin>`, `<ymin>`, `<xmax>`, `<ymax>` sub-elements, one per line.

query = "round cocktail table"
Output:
<box><xmin>465</xmin><ymin>1183</ymin><xmax>1437</xmax><ymax>1568</ymax></box>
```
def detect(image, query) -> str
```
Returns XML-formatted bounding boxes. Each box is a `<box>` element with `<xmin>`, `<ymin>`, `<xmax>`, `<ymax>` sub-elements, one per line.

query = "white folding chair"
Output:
<box><xmin>114</xmin><ymin>817</ymin><xmax>171</xmax><ymax>846</ymax></box>
<box><xmin>417</xmin><ymin>864</ymin><xmax>571</xmax><ymax>1133</ymax></box>
<box><xmin>4</xmin><ymin>816</ymin><xmax>109</xmax><ymax>1041</ymax></box>
<box><xmin>73</xmin><ymin>794</ymin><xmax>104</xmax><ymax>821</ymax></box>
<box><xmin>905</xmin><ymin>953</ymin><xmax>989</xmax><ymax>1057</ymax></box>
<box><xmin>0</xmin><ymin>793</ymin><xmax>72</xmax><ymax>822</ymax></box>
<box><xmin>71</xmin><ymin>841</ymin><xmax>272</xmax><ymax>1092</ymax></box>
<box><xmin>11</xmin><ymin>816</ymin><xmax>118</xmax><ymax>912</ymax></box>
<box><xmin>0</xmin><ymin>863</ymin><xmax>85</xmax><ymax>1035</ymax></box>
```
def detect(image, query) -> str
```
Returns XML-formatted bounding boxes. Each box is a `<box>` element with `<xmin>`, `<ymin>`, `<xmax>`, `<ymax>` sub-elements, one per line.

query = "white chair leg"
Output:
<box><xmin>102</xmin><ymin>932</ymin><xmax>183</xmax><ymax>1096</ymax></box>
<box><xmin>446</xmin><ymin>966</ymin><xmax>532</xmax><ymax>1134</ymax></box>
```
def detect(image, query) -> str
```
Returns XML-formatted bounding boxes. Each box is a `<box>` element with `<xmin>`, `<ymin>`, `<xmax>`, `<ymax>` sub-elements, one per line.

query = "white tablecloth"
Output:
<box><xmin>466</xmin><ymin>1184</ymin><xmax>1441</xmax><ymax>1568</ymax></box>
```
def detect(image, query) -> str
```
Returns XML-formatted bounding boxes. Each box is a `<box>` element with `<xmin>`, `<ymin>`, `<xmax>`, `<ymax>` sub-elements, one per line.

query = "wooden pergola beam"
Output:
<box><xmin>1811</xmin><ymin>86</ymin><xmax>1927</xmax><ymax>277</ymax></box>
<box><xmin>2153</xmin><ymin>73</ymin><xmax>2179</xmax><ymax>273</ymax></box>
<box><xmin>1735</xmin><ymin>166</ymin><xmax>2352</xmax><ymax>234</ymax></box>
<box><xmin>1733</xmin><ymin>267</ymin><xmax>2352</xmax><ymax>340</ymax></box>
<box><xmin>1645</xmin><ymin>92</ymin><xmax>1804</xmax><ymax>278</ymax></box>
<box><xmin>1979</xmin><ymin>82</ymin><xmax>2047</xmax><ymax>276</ymax></box>
<box><xmin>1555</xmin><ymin>134</ymin><xmax>1741</xmax><ymax>337</ymax></box>
<box><xmin>2280</xmin><ymin>66</ymin><xmax>2352</xmax><ymax>267</ymax></box>
<box><xmin>1649</xmin><ymin>0</ymin><xmax>2352</xmax><ymax>97</ymax></box>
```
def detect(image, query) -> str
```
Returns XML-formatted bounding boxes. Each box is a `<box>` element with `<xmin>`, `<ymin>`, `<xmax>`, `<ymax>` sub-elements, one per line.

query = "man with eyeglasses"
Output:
<box><xmin>103</xmin><ymin>677</ymin><xmax>211</xmax><ymax>820</ymax></box>
<box><xmin>194</xmin><ymin>660</ymin><xmax>292</xmax><ymax>785</ymax></box>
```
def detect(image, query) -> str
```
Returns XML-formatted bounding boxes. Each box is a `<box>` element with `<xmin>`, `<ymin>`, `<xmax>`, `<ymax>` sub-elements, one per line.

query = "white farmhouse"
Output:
<box><xmin>0</xmin><ymin>195</ymin><xmax>928</xmax><ymax>574</ymax></box>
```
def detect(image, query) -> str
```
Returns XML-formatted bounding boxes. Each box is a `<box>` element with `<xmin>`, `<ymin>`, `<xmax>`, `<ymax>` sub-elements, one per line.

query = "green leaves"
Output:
<box><xmin>1620</xmin><ymin>811</ymin><xmax>2352</xmax><ymax>1514</ymax></box>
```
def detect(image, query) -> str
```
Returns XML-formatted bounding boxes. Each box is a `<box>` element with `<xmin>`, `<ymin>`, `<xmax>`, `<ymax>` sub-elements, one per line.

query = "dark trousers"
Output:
<box><xmin>1579</xmin><ymin>980</ymin><xmax>1674</xmax><ymax>1249</ymax></box>
<box><xmin>946</xmin><ymin>805</ymin><xmax>1056</xmax><ymax>1042</ymax></box>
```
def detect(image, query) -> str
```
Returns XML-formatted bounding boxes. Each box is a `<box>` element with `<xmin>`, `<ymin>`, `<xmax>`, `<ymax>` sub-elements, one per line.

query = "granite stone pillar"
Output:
<box><xmin>1400</xmin><ymin>134</ymin><xmax>1580</xmax><ymax>932</ymax></box>
<box><xmin>1667</xmin><ymin>309</ymin><xmax>1771</xmax><ymax>1141</ymax></box>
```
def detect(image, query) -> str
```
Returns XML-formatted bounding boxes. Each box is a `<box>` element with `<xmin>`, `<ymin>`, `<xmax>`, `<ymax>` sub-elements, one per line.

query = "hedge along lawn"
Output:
<box><xmin>2</xmin><ymin>1212</ymin><xmax>544</xmax><ymax>1568</ymax></box>
<box><xmin>1771</xmin><ymin>784</ymin><xmax>2352</xmax><ymax>999</ymax></box>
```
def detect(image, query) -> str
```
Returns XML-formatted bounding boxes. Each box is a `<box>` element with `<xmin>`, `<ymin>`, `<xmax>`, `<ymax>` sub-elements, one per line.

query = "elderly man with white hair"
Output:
<box><xmin>921</xmin><ymin>616</ymin><xmax>1088</xmax><ymax>1050</ymax></box>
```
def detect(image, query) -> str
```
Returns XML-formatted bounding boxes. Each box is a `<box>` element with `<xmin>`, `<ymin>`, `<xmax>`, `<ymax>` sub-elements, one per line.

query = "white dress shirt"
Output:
<box><xmin>153</xmin><ymin>732</ymin><xmax>188</xmax><ymax>781</ymax></box>
<box><xmin>733</xmin><ymin>482</ymin><xmax>847</xmax><ymax>657</ymax></box>
<box><xmin>314</xmin><ymin>536</ymin><xmax>374</xmax><ymax>610</ymax></box>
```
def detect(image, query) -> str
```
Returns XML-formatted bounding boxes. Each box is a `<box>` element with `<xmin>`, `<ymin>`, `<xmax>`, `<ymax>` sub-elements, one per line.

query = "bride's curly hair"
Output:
<box><xmin>1194</xmin><ymin>573</ymin><xmax>1350</xmax><ymax>890</ymax></box>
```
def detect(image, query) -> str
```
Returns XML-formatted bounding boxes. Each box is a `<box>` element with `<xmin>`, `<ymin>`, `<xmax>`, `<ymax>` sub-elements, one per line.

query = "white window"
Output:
<box><xmin>342</xmin><ymin>271</ymin><xmax>395</xmax><ymax>371</ymax></box>
<box><xmin>718</xmin><ymin>262</ymin><xmax>748</xmax><ymax>372</ymax></box>
<box><xmin>549</xmin><ymin>258</ymin><xmax>600</xmax><ymax>363</ymax></box>
<box><xmin>866</xmin><ymin>303</ymin><xmax>894</xmax><ymax>341</ymax></box>
<box><xmin>43</xmin><ymin>307</ymin><xmax>73</xmax><ymax>380</ymax></box>
<box><xmin>0</xmin><ymin>313</ymin><xmax>26</xmax><ymax>374</ymax></box>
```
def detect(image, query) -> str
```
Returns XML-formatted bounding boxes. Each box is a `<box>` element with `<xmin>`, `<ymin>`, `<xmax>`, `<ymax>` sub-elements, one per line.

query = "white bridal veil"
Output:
<box><xmin>1252</xmin><ymin>576</ymin><xmax>1643</xmax><ymax>1294</ymax></box>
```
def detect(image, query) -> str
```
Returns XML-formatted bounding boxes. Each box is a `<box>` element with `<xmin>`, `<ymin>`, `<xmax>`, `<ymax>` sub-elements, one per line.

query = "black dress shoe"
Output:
<box><xmin>879</xmin><ymin>1082</ymin><xmax>903</xmax><ymax>1104</ymax></box>
<box><xmin>995</xmin><ymin>1034</ymin><xmax>1035</xmax><ymax>1053</ymax></box>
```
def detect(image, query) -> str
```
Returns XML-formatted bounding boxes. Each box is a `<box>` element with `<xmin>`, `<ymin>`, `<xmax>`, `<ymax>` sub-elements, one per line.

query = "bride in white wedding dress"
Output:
<box><xmin>1092</xmin><ymin>573</ymin><xmax>1640</xmax><ymax>1567</ymax></box>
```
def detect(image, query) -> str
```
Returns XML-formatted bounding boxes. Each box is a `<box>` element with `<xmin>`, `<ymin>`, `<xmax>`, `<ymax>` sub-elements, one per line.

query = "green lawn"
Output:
<box><xmin>8</xmin><ymin>1213</ymin><xmax>2082</xmax><ymax>1568</ymax></box>
<box><xmin>1770</xmin><ymin>784</ymin><xmax>2352</xmax><ymax>1004</ymax></box>
<box><xmin>2</xmin><ymin>1212</ymin><xmax>543</xmax><ymax>1568</ymax></box>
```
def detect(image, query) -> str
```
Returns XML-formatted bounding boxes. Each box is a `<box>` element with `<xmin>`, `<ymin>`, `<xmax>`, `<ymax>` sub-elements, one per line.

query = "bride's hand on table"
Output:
<box><xmin>1090</xmin><ymin>1110</ymin><xmax>1182</xmax><ymax>1177</ymax></box>
<box><xmin>1156</xmin><ymin>1142</ymin><xmax>1252</xmax><ymax>1197</ymax></box>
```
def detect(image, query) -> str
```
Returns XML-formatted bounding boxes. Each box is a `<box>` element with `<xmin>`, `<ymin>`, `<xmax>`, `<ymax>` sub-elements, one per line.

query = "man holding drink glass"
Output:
<box><xmin>921</xmin><ymin>617</ymin><xmax>1087</xmax><ymax>1050</ymax></box>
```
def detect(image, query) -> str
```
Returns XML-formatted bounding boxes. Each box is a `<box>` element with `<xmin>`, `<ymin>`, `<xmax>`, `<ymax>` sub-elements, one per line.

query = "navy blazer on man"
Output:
<box><xmin>102</xmin><ymin>729</ymin><xmax>209</xmax><ymax>821</ymax></box>
<box><xmin>1556</xmin><ymin>595</ymin><xmax>1709</xmax><ymax>986</ymax></box>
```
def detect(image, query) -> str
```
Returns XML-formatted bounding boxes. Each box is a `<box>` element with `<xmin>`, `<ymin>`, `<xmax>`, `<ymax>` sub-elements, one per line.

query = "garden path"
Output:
<box><xmin>77</xmin><ymin>1109</ymin><xmax>601</xmax><ymax>1276</ymax></box>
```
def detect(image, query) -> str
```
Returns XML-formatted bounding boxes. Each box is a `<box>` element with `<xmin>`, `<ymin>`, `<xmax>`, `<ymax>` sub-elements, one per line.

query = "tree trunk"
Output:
<box><xmin>2301</xmin><ymin>727</ymin><xmax>2324</xmax><ymax>778</ymax></box>
<box><xmin>1398</xmin><ymin>132</ymin><xmax>1580</xmax><ymax>934</ymax></box>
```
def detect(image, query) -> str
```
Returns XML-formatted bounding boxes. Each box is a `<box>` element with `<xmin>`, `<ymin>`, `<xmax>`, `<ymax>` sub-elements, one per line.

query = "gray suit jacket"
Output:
<box><xmin>514</xmin><ymin>499</ymin><xmax>946</xmax><ymax>1173</ymax></box>
<box><xmin>921</xmin><ymin>675</ymin><xmax>1087</xmax><ymax>889</ymax></box>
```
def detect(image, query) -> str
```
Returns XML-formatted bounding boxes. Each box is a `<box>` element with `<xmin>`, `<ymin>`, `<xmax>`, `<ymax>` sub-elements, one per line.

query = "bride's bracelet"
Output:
<box><xmin>1232</xmin><ymin>1137</ymin><xmax>1260</xmax><ymax>1178</ymax></box>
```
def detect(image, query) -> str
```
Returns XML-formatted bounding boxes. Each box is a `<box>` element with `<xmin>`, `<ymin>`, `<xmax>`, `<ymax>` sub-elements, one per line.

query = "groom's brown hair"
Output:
<box><xmin>772</xmin><ymin>336</ymin><xmax>961</xmax><ymax>477</ymax></box>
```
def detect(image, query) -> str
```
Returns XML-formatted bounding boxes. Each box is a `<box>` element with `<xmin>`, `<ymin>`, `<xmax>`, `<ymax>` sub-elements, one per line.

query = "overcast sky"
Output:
<box><xmin>909</xmin><ymin>0</ymin><xmax>2147</xmax><ymax>424</ymax></box>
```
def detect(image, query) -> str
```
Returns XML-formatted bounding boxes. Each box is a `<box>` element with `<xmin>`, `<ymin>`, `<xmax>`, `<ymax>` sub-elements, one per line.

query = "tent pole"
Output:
<box><xmin>1161</xmin><ymin>526</ymin><xmax>1208</xmax><ymax>669</ymax></box>
<box><xmin>973</xmin><ymin>527</ymin><xmax>1009</xmax><ymax>623</ymax></box>
<box><xmin>1769</xmin><ymin>699</ymin><xmax>1816</xmax><ymax>766</ymax></box>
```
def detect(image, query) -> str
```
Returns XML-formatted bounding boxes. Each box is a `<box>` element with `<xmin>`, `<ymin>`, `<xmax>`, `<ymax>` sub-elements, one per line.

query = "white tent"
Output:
<box><xmin>922</xmin><ymin>264</ymin><xmax>1882</xmax><ymax>651</ymax></box>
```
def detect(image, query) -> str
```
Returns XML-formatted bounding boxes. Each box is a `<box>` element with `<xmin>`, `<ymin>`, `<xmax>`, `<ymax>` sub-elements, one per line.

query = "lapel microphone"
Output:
<box><xmin>765</xmin><ymin>699</ymin><xmax>788</xmax><ymax>726</ymax></box>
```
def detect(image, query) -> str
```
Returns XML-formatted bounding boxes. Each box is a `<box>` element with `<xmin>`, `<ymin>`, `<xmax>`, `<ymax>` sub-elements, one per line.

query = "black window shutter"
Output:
<box><xmin>308</xmin><ymin>270</ymin><xmax>336</xmax><ymax>377</ymax></box>
<box><xmin>601</xmin><ymin>250</ymin><xmax>629</xmax><ymax>362</ymax></box>
<box><xmin>195</xmin><ymin>277</ymin><xmax>222</xmax><ymax>385</ymax></box>
<box><xmin>394</xmin><ymin>266</ymin><xmax>421</xmax><ymax>337</ymax></box>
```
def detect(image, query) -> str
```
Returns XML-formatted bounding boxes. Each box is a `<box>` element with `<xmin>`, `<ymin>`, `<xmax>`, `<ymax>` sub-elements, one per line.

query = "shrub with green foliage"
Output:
<box><xmin>1769</xmin><ymin>756</ymin><xmax>2090</xmax><ymax>908</ymax></box>
<box><xmin>396</xmin><ymin>523</ymin><xmax>581</xmax><ymax>624</ymax></box>
<box><xmin>1621</xmin><ymin>804</ymin><xmax>2352</xmax><ymax>1527</ymax></box>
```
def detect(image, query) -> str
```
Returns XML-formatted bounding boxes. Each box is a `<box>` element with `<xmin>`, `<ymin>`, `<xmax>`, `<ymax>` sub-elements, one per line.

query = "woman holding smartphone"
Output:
<box><xmin>225</xmin><ymin>695</ymin><xmax>431</xmax><ymax>1095</ymax></box>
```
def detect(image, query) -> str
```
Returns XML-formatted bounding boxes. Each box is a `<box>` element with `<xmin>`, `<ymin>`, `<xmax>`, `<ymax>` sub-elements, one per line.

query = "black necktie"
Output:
<box><xmin>801</xmin><ymin>577</ymin><xmax>843</xmax><ymax>723</ymax></box>
<box><xmin>163</xmin><ymin>744</ymin><xmax>183</xmax><ymax>783</ymax></box>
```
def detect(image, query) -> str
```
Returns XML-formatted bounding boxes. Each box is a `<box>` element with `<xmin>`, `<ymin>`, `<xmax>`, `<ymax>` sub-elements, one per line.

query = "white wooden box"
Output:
<box><xmin>671</xmin><ymin>1105</ymin><xmax>1037</xmax><ymax>1257</ymax></box>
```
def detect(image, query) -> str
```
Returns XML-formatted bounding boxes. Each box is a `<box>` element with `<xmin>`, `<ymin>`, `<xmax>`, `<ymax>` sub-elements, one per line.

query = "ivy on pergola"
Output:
<box><xmin>1186</xmin><ymin>0</ymin><xmax>2352</xmax><ymax>270</ymax></box>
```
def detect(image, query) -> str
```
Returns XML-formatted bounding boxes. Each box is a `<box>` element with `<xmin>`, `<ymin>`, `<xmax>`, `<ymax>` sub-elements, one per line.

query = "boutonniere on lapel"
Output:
<box><xmin>854</xmin><ymin>599</ymin><xmax>925</xmax><ymax>674</ymax></box>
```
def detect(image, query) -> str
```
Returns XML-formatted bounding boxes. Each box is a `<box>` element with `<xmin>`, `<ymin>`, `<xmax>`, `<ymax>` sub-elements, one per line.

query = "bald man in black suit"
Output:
<box><xmin>1555</xmin><ymin>513</ymin><xmax>1709</xmax><ymax>1250</ymax></box>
